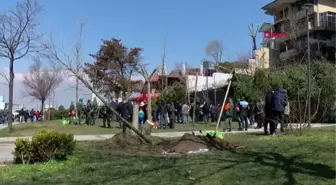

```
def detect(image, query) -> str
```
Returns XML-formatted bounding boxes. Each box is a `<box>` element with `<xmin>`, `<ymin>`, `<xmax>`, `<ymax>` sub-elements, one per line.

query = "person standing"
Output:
<box><xmin>30</xmin><ymin>109</ymin><xmax>35</xmax><ymax>122</ymax></box>
<box><xmin>76</xmin><ymin>98</ymin><xmax>84</xmax><ymax>124</ymax></box>
<box><xmin>284</xmin><ymin>100</ymin><xmax>290</xmax><ymax>131</ymax></box>
<box><xmin>138</xmin><ymin>106</ymin><xmax>145</xmax><ymax>132</ymax></box>
<box><xmin>182</xmin><ymin>102</ymin><xmax>189</xmax><ymax>124</ymax></box>
<box><xmin>24</xmin><ymin>109</ymin><xmax>29</xmax><ymax>123</ymax></box>
<box><xmin>86</xmin><ymin>100</ymin><xmax>93</xmax><ymax>125</ymax></box>
<box><xmin>239</xmin><ymin>98</ymin><xmax>249</xmax><ymax>131</ymax></box>
<box><xmin>235</xmin><ymin>99</ymin><xmax>242</xmax><ymax>130</ymax></box>
<box><xmin>256</xmin><ymin>98</ymin><xmax>265</xmax><ymax>129</ymax></box>
<box><xmin>119</xmin><ymin>99</ymin><xmax>133</xmax><ymax>133</ymax></box>
<box><xmin>271</xmin><ymin>87</ymin><xmax>287</xmax><ymax>134</ymax></box>
<box><xmin>91</xmin><ymin>98</ymin><xmax>98</xmax><ymax>125</ymax></box>
<box><xmin>264</xmin><ymin>91</ymin><xmax>273</xmax><ymax>135</ymax></box>
<box><xmin>175</xmin><ymin>101</ymin><xmax>182</xmax><ymax>123</ymax></box>
<box><xmin>158</xmin><ymin>102</ymin><xmax>168</xmax><ymax>129</ymax></box>
<box><xmin>19</xmin><ymin>108</ymin><xmax>24</xmax><ymax>123</ymax></box>
<box><xmin>68</xmin><ymin>102</ymin><xmax>76</xmax><ymax>124</ymax></box>
<box><xmin>223</xmin><ymin>98</ymin><xmax>234</xmax><ymax>132</ymax></box>
<box><xmin>101</xmin><ymin>105</ymin><xmax>111</xmax><ymax>128</ymax></box>
<box><xmin>168</xmin><ymin>102</ymin><xmax>175</xmax><ymax>129</ymax></box>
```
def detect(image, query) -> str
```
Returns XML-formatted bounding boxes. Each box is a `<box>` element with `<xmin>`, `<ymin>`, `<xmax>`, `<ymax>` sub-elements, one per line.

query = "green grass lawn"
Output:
<box><xmin>0</xmin><ymin>126</ymin><xmax>335</xmax><ymax>185</ymax></box>
<box><xmin>0</xmin><ymin>119</ymin><xmax>239</xmax><ymax>137</ymax></box>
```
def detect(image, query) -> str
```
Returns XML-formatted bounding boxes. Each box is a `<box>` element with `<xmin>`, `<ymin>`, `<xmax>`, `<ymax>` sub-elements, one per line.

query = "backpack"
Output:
<box><xmin>224</xmin><ymin>103</ymin><xmax>230</xmax><ymax>111</ymax></box>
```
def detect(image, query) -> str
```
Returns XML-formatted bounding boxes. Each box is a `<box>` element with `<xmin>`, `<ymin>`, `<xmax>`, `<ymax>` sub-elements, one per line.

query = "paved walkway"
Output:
<box><xmin>0</xmin><ymin>123</ymin><xmax>334</xmax><ymax>163</ymax></box>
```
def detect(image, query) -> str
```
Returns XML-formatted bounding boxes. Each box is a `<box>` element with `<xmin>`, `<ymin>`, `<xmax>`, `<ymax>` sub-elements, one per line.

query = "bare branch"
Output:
<box><xmin>205</xmin><ymin>40</ymin><xmax>223</xmax><ymax>64</ymax></box>
<box><xmin>22</xmin><ymin>57</ymin><xmax>62</xmax><ymax>116</ymax></box>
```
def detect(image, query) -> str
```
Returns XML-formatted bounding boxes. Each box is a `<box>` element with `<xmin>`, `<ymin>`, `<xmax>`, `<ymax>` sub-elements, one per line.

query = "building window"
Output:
<box><xmin>320</xmin><ymin>12</ymin><xmax>335</xmax><ymax>26</ymax></box>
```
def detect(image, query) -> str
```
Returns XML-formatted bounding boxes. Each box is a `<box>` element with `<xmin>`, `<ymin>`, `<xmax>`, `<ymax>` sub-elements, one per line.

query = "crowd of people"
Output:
<box><xmin>221</xmin><ymin>86</ymin><xmax>289</xmax><ymax>135</ymax></box>
<box><xmin>64</xmin><ymin>86</ymin><xmax>288</xmax><ymax>136</ymax></box>
<box><xmin>18</xmin><ymin>109</ymin><xmax>41</xmax><ymax>123</ymax></box>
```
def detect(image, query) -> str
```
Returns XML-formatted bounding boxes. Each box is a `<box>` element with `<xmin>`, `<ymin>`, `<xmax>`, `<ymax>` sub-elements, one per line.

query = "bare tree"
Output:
<box><xmin>248</xmin><ymin>23</ymin><xmax>259</xmax><ymax>51</ymax></box>
<box><xmin>0</xmin><ymin>0</ymin><xmax>41</xmax><ymax>132</ymax></box>
<box><xmin>22</xmin><ymin>58</ymin><xmax>62</xmax><ymax>120</ymax></box>
<box><xmin>205</xmin><ymin>40</ymin><xmax>223</xmax><ymax>65</ymax></box>
<box><xmin>205</xmin><ymin>40</ymin><xmax>224</xmax><ymax>104</ymax></box>
<box><xmin>74</xmin><ymin>23</ymin><xmax>84</xmax><ymax>107</ymax></box>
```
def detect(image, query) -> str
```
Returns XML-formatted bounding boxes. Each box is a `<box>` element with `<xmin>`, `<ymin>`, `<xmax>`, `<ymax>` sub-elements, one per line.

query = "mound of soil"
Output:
<box><xmin>161</xmin><ymin>133</ymin><xmax>238</xmax><ymax>154</ymax></box>
<box><xmin>99</xmin><ymin>133</ymin><xmax>239</xmax><ymax>155</ymax></box>
<box><xmin>99</xmin><ymin>133</ymin><xmax>160</xmax><ymax>155</ymax></box>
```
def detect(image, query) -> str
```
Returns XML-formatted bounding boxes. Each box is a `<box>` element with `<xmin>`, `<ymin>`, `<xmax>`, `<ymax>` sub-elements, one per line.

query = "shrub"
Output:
<box><xmin>13</xmin><ymin>130</ymin><xmax>76</xmax><ymax>164</ymax></box>
<box><xmin>12</xmin><ymin>138</ymin><xmax>34</xmax><ymax>164</ymax></box>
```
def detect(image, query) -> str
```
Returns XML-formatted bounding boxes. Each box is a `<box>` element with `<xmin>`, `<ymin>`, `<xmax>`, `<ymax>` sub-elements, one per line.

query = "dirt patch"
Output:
<box><xmin>98</xmin><ymin>133</ymin><xmax>239</xmax><ymax>155</ymax></box>
<box><xmin>99</xmin><ymin>133</ymin><xmax>163</xmax><ymax>155</ymax></box>
<box><xmin>161</xmin><ymin>133</ymin><xmax>238</xmax><ymax>153</ymax></box>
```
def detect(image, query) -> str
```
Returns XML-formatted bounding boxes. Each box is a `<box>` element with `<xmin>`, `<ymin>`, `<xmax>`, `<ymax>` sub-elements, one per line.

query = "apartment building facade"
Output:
<box><xmin>259</xmin><ymin>0</ymin><xmax>335</xmax><ymax>68</ymax></box>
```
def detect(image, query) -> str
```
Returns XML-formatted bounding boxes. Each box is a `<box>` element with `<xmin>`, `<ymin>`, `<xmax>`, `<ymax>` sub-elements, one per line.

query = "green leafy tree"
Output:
<box><xmin>58</xmin><ymin>105</ymin><xmax>65</xmax><ymax>111</ymax></box>
<box><xmin>85</xmin><ymin>38</ymin><xmax>142</xmax><ymax>97</ymax></box>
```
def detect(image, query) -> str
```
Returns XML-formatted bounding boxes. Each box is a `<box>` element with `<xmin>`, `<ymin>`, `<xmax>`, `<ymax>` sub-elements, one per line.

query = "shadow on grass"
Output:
<box><xmin>226</xmin><ymin>148</ymin><xmax>336</xmax><ymax>185</ymax></box>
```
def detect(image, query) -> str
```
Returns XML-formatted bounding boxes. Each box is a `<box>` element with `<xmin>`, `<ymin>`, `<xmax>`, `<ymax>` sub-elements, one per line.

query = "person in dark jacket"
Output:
<box><xmin>30</xmin><ymin>109</ymin><xmax>35</xmax><ymax>122</ymax></box>
<box><xmin>271</xmin><ymin>87</ymin><xmax>287</xmax><ymax>134</ymax></box>
<box><xmin>158</xmin><ymin>102</ymin><xmax>168</xmax><ymax>129</ymax></box>
<box><xmin>202</xmin><ymin>101</ymin><xmax>210</xmax><ymax>122</ymax></box>
<box><xmin>174</xmin><ymin>101</ymin><xmax>182</xmax><ymax>123</ymax></box>
<box><xmin>264</xmin><ymin>91</ymin><xmax>273</xmax><ymax>135</ymax></box>
<box><xmin>167</xmin><ymin>102</ymin><xmax>175</xmax><ymax>129</ymax></box>
<box><xmin>239</xmin><ymin>98</ymin><xmax>249</xmax><ymax>131</ymax></box>
<box><xmin>116</xmin><ymin>99</ymin><xmax>133</xmax><ymax>132</ymax></box>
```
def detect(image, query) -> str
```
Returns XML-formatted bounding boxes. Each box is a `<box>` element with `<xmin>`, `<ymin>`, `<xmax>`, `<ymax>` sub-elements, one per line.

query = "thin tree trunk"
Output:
<box><xmin>146</xmin><ymin>82</ymin><xmax>152</xmax><ymax>121</ymax></box>
<box><xmin>192</xmin><ymin>73</ymin><xmax>199</xmax><ymax>124</ymax></box>
<box><xmin>7</xmin><ymin>58</ymin><xmax>14</xmax><ymax>132</ymax></box>
<box><xmin>40</xmin><ymin>99</ymin><xmax>45</xmax><ymax>121</ymax></box>
<box><xmin>75</xmin><ymin>78</ymin><xmax>79</xmax><ymax>118</ymax></box>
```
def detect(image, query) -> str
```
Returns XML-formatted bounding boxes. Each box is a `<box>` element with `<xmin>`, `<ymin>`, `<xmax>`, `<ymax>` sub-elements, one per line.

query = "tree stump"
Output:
<box><xmin>128</xmin><ymin>104</ymin><xmax>139</xmax><ymax>136</ymax></box>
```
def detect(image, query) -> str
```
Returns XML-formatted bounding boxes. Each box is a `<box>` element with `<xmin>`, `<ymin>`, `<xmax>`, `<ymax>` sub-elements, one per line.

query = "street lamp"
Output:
<box><xmin>303</xmin><ymin>3</ymin><xmax>314</xmax><ymax>127</ymax></box>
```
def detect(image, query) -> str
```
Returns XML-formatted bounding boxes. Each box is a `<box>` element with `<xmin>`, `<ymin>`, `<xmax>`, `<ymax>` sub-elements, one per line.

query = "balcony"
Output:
<box><xmin>295</xmin><ymin>6</ymin><xmax>316</xmax><ymax>20</ymax></box>
<box><xmin>279</xmin><ymin>49</ymin><xmax>298</xmax><ymax>60</ymax></box>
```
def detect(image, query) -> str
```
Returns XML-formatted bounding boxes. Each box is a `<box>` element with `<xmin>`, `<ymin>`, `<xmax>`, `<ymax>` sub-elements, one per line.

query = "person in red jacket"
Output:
<box><xmin>35</xmin><ymin>111</ymin><xmax>41</xmax><ymax>121</ymax></box>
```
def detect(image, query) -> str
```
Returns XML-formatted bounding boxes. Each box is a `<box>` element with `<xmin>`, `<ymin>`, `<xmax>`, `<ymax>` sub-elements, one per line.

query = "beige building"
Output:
<box><xmin>257</xmin><ymin>0</ymin><xmax>335</xmax><ymax>69</ymax></box>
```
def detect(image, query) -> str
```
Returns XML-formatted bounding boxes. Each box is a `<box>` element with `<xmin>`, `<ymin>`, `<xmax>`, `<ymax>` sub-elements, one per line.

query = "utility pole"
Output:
<box><xmin>303</xmin><ymin>3</ymin><xmax>313</xmax><ymax>127</ymax></box>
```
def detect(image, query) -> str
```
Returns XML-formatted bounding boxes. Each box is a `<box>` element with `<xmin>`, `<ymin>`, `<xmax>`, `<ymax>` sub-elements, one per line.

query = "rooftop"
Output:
<box><xmin>262</xmin><ymin>0</ymin><xmax>297</xmax><ymax>15</ymax></box>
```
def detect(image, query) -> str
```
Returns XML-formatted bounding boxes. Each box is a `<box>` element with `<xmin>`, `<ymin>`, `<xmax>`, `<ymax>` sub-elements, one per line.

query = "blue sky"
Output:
<box><xmin>0</xmin><ymin>0</ymin><xmax>273</xmax><ymax>108</ymax></box>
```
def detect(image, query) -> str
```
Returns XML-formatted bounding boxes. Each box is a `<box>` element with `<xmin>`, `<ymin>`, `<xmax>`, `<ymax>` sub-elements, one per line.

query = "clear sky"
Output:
<box><xmin>0</xmin><ymin>0</ymin><xmax>273</xmax><ymax>109</ymax></box>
